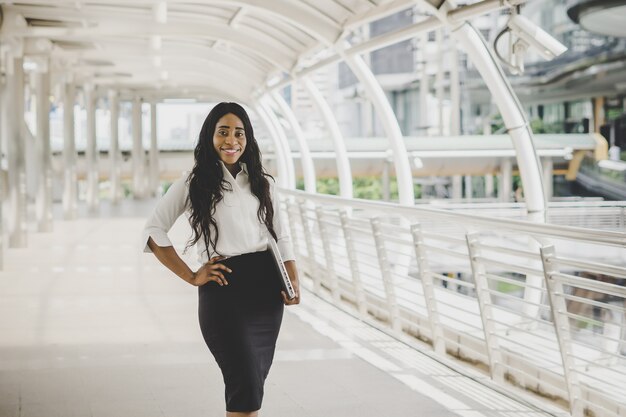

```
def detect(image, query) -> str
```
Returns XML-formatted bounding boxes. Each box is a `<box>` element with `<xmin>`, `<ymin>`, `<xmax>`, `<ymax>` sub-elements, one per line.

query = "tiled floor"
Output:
<box><xmin>0</xmin><ymin>200</ymin><xmax>563</xmax><ymax>417</ymax></box>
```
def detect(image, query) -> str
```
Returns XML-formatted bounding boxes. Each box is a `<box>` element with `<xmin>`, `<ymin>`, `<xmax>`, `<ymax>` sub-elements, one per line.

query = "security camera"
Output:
<box><xmin>507</xmin><ymin>14</ymin><xmax>567</xmax><ymax>60</ymax></box>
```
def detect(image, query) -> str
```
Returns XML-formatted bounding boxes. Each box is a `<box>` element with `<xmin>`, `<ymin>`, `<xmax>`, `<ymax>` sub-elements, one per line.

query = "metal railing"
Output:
<box><xmin>280</xmin><ymin>189</ymin><xmax>626</xmax><ymax>417</ymax></box>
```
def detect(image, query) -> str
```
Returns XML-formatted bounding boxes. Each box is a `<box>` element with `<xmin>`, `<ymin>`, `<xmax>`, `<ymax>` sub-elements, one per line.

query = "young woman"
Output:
<box><xmin>141</xmin><ymin>102</ymin><xmax>300</xmax><ymax>417</ymax></box>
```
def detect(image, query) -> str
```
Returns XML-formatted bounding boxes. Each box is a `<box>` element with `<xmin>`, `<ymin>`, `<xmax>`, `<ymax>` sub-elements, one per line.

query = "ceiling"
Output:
<box><xmin>0</xmin><ymin>0</ymin><xmax>421</xmax><ymax>103</ymax></box>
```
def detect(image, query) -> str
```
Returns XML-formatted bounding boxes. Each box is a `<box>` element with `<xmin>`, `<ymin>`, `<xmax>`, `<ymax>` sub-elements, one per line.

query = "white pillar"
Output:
<box><xmin>450</xmin><ymin>42</ymin><xmax>461</xmax><ymax>136</ymax></box>
<box><xmin>4</xmin><ymin>55</ymin><xmax>27</xmax><ymax>248</ymax></box>
<box><xmin>382</xmin><ymin>159</ymin><xmax>390</xmax><ymax>201</ymax></box>
<box><xmin>254</xmin><ymin>103</ymin><xmax>289</xmax><ymax>187</ymax></box>
<box><xmin>62</xmin><ymin>81</ymin><xmax>78</xmax><ymax>219</ymax></box>
<box><xmin>452</xmin><ymin>175</ymin><xmax>463</xmax><ymax>199</ymax></box>
<box><xmin>340</xmin><ymin>48</ymin><xmax>415</xmax><ymax>205</ymax></box>
<box><xmin>499</xmin><ymin>158</ymin><xmax>512</xmax><ymax>202</ymax></box>
<box><xmin>259</xmin><ymin>97</ymin><xmax>296</xmax><ymax>189</ymax></box>
<box><xmin>302</xmin><ymin>76</ymin><xmax>353</xmax><ymax>199</ymax></box>
<box><xmin>34</xmin><ymin>67</ymin><xmax>53</xmax><ymax>232</ymax></box>
<box><xmin>132</xmin><ymin>97</ymin><xmax>144</xmax><ymax>199</ymax></box>
<box><xmin>271</xmin><ymin>91</ymin><xmax>316</xmax><ymax>193</ymax></box>
<box><xmin>108</xmin><ymin>90</ymin><xmax>121</xmax><ymax>204</ymax></box>
<box><xmin>449</xmin><ymin>20</ymin><xmax>545</xmax><ymax>213</ymax></box>
<box><xmin>485</xmin><ymin>174</ymin><xmax>494</xmax><ymax>198</ymax></box>
<box><xmin>84</xmin><ymin>85</ymin><xmax>98</xmax><ymax>212</ymax></box>
<box><xmin>542</xmin><ymin>158</ymin><xmax>553</xmax><ymax>202</ymax></box>
<box><xmin>149</xmin><ymin>102</ymin><xmax>160</xmax><ymax>197</ymax></box>
<box><xmin>435</xmin><ymin>28</ymin><xmax>445</xmax><ymax>136</ymax></box>
<box><xmin>419</xmin><ymin>32</ymin><xmax>429</xmax><ymax>135</ymax></box>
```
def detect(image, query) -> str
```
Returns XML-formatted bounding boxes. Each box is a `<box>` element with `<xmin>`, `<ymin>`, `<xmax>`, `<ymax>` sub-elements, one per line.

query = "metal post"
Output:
<box><xmin>450</xmin><ymin>41</ymin><xmax>461</xmax><ymax>136</ymax></box>
<box><xmin>452</xmin><ymin>175</ymin><xmax>462</xmax><ymax>199</ymax></box>
<box><xmin>271</xmin><ymin>91</ymin><xmax>317</xmax><ymax>193</ymax></box>
<box><xmin>340</xmin><ymin>209</ymin><xmax>367</xmax><ymax>315</ymax></box>
<box><xmin>260</xmin><ymin>97</ymin><xmax>296</xmax><ymax>189</ymax></box>
<box><xmin>62</xmin><ymin>81</ymin><xmax>78</xmax><ymax>219</ymax></box>
<box><xmin>108</xmin><ymin>89</ymin><xmax>121</xmax><ymax>204</ymax></box>
<box><xmin>500</xmin><ymin>158</ymin><xmax>512</xmax><ymax>202</ymax></box>
<box><xmin>466</xmin><ymin>232</ymin><xmax>505</xmax><ymax>382</ymax></box>
<box><xmin>5</xmin><ymin>54</ymin><xmax>27</xmax><ymax>248</ymax></box>
<box><xmin>302</xmin><ymin>77</ymin><xmax>353</xmax><ymax>199</ymax></box>
<box><xmin>419</xmin><ymin>32</ymin><xmax>429</xmax><ymax>135</ymax></box>
<box><xmin>448</xmin><ymin>19</ymin><xmax>545</xmax><ymax>213</ymax></box>
<box><xmin>315</xmin><ymin>206</ymin><xmax>341</xmax><ymax>302</ymax></box>
<box><xmin>540</xmin><ymin>246</ymin><xmax>584</xmax><ymax>417</ymax></box>
<box><xmin>149</xmin><ymin>101</ymin><xmax>160</xmax><ymax>197</ymax></box>
<box><xmin>253</xmin><ymin>103</ymin><xmax>289</xmax><ymax>187</ymax></box>
<box><xmin>85</xmin><ymin>84</ymin><xmax>98</xmax><ymax>212</ymax></box>
<box><xmin>435</xmin><ymin>28</ymin><xmax>445</xmax><ymax>136</ymax></box>
<box><xmin>370</xmin><ymin>217</ymin><xmax>400</xmax><ymax>331</ymax></box>
<box><xmin>542</xmin><ymin>158</ymin><xmax>553</xmax><ymax>202</ymax></box>
<box><xmin>132</xmin><ymin>96</ymin><xmax>144</xmax><ymax>199</ymax></box>
<box><xmin>34</xmin><ymin>66</ymin><xmax>53</xmax><ymax>232</ymax></box>
<box><xmin>298</xmin><ymin>200</ymin><xmax>321</xmax><ymax>292</ymax></box>
<box><xmin>382</xmin><ymin>159</ymin><xmax>390</xmax><ymax>201</ymax></box>
<box><xmin>411</xmin><ymin>223</ymin><xmax>446</xmax><ymax>354</ymax></box>
<box><xmin>339</xmin><ymin>48</ymin><xmax>415</xmax><ymax>205</ymax></box>
<box><xmin>485</xmin><ymin>174</ymin><xmax>494</xmax><ymax>198</ymax></box>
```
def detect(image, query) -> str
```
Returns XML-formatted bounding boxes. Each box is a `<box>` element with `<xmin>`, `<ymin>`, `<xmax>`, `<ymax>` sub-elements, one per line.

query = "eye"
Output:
<box><xmin>236</xmin><ymin>132</ymin><xmax>244</xmax><ymax>138</ymax></box>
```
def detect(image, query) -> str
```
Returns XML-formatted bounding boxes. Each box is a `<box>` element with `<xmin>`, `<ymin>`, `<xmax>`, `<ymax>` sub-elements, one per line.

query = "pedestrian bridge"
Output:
<box><xmin>1</xmin><ymin>0</ymin><xmax>625</xmax><ymax>416</ymax></box>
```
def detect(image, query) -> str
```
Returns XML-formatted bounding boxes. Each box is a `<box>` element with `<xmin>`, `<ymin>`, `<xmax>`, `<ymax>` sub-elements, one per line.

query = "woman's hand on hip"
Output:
<box><xmin>190</xmin><ymin>256</ymin><xmax>232</xmax><ymax>287</ymax></box>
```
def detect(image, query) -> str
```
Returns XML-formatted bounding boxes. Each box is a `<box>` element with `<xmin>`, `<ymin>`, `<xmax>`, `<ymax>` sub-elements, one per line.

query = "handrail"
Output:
<box><xmin>280</xmin><ymin>188</ymin><xmax>626</xmax><ymax>248</ymax></box>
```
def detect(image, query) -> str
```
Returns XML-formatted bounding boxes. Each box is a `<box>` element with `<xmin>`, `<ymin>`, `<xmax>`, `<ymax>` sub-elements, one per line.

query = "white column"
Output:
<box><xmin>419</xmin><ymin>32</ymin><xmax>429</xmax><ymax>135</ymax></box>
<box><xmin>4</xmin><ymin>55</ymin><xmax>27</xmax><ymax>248</ymax></box>
<box><xmin>149</xmin><ymin>102</ymin><xmax>160</xmax><ymax>197</ymax></box>
<box><xmin>542</xmin><ymin>158</ymin><xmax>553</xmax><ymax>202</ymax></box>
<box><xmin>449</xmin><ymin>20</ymin><xmax>545</xmax><ymax>213</ymax></box>
<box><xmin>108</xmin><ymin>90</ymin><xmax>121</xmax><ymax>204</ymax></box>
<box><xmin>302</xmin><ymin>76</ymin><xmax>353</xmax><ymax>199</ymax></box>
<box><xmin>131</xmin><ymin>97</ymin><xmax>144</xmax><ymax>199</ymax></box>
<box><xmin>435</xmin><ymin>28</ymin><xmax>445</xmax><ymax>136</ymax></box>
<box><xmin>259</xmin><ymin>97</ymin><xmax>296</xmax><ymax>189</ymax></box>
<box><xmin>499</xmin><ymin>158</ymin><xmax>512</xmax><ymax>202</ymax></box>
<box><xmin>271</xmin><ymin>91</ymin><xmax>316</xmax><ymax>193</ymax></box>
<box><xmin>382</xmin><ymin>159</ymin><xmax>390</xmax><ymax>201</ymax></box>
<box><xmin>450</xmin><ymin>42</ymin><xmax>461</xmax><ymax>136</ymax></box>
<box><xmin>452</xmin><ymin>175</ymin><xmax>463</xmax><ymax>199</ymax></box>
<box><xmin>253</xmin><ymin>103</ymin><xmax>289</xmax><ymax>187</ymax></box>
<box><xmin>62</xmin><ymin>81</ymin><xmax>78</xmax><ymax>219</ymax></box>
<box><xmin>34</xmin><ymin>66</ymin><xmax>53</xmax><ymax>232</ymax></box>
<box><xmin>340</xmin><ymin>48</ymin><xmax>415</xmax><ymax>205</ymax></box>
<box><xmin>485</xmin><ymin>174</ymin><xmax>494</xmax><ymax>198</ymax></box>
<box><xmin>84</xmin><ymin>85</ymin><xmax>98</xmax><ymax>212</ymax></box>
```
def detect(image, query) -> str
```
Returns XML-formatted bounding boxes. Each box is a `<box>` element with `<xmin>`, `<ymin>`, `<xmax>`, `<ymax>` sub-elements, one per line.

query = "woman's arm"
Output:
<box><xmin>147</xmin><ymin>237</ymin><xmax>232</xmax><ymax>287</ymax></box>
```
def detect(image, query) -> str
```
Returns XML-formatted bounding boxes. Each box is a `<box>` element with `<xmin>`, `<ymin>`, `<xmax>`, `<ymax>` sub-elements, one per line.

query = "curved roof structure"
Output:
<box><xmin>1</xmin><ymin>0</ymin><xmax>420</xmax><ymax>102</ymax></box>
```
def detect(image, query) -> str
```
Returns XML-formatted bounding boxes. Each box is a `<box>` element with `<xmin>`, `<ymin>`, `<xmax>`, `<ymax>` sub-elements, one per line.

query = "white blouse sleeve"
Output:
<box><xmin>141</xmin><ymin>172</ymin><xmax>189</xmax><ymax>253</ymax></box>
<box><xmin>270</xmin><ymin>178</ymin><xmax>296</xmax><ymax>262</ymax></box>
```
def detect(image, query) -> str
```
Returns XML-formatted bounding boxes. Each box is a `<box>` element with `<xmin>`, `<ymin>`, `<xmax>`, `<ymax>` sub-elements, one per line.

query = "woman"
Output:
<box><xmin>141</xmin><ymin>102</ymin><xmax>300</xmax><ymax>417</ymax></box>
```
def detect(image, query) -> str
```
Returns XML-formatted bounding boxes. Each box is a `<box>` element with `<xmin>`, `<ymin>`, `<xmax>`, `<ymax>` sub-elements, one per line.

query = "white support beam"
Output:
<box><xmin>271</xmin><ymin>91</ymin><xmax>316</xmax><ymax>193</ymax></box>
<box><xmin>108</xmin><ymin>89</ymin><xmax>121</xmax><ymax>204</ymax></box>
<box><xmin>34</xmin><ymin>66</ymin><xmax>53</xmax><ymax>232</ymax></box>
<box><xmin>339</xmin><ymin>48</ymin><xmax>415</xmax><ymax>205</ymax></box>
<box><xmin>3</xmin><ymin>54</ymin><xmax>28</xmax><ymax>248</ymax></box>
<box><xmin>302</xmin><ymin>76</ymin><xmax>353</xmax><ymax>199</ymax></box>
<box><xmin>62</xmin><ymin>81</ymin><xmax>78</xmax><ymax>220</ymax></box>
<box><xmin>131</xmin><ymin>96</ymin><xmax>145</xmax><ymax>199</ymax></box>
<box><xmin>253</xmin><ymin>103</ymin><xmax>289</xmax><ymax>187</ymax></box>
<box><xmin>84</xmin><ymin>84</ymin><xmax>99</xmax><ymax>212</ymax></box>
<box><xmin>149</xmin><ymin>102</ymin><xmax>160</xmax><ymax>197</ymax></box>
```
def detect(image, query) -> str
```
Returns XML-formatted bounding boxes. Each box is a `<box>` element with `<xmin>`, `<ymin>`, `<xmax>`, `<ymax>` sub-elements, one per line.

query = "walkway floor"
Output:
<box><xmin>0</xmin><ymin>199</ymin><xmax>563</xmax><ymax>417</ymax></box>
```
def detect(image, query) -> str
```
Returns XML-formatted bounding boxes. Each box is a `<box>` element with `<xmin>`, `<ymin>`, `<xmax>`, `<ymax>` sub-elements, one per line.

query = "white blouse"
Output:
<box><xmin>141</xmin><ymin>160</ymin><xmax>296</xmax><ymax>264</ymax></box>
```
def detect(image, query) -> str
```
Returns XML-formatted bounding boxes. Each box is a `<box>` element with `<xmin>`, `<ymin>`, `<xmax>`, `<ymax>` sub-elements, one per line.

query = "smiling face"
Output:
<box><xmin>212</xmin><ymin>113</ymin><xmax>247</xmax><ymax>167</ymax></box>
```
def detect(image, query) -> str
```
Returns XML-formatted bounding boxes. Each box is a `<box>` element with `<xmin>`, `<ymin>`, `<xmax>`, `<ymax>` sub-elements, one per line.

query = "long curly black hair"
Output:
<box><xmin>183</xmin><ymin>102</ymin><xmax>277</xmax><ymax>258</ymax></box>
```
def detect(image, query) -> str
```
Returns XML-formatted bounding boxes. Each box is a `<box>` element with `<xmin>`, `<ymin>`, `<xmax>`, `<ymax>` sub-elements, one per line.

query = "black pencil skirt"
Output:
<box><xmin>197</xmin><ymin>249</ymin><xmax>284</xmax><ymax>412</ymax></box>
